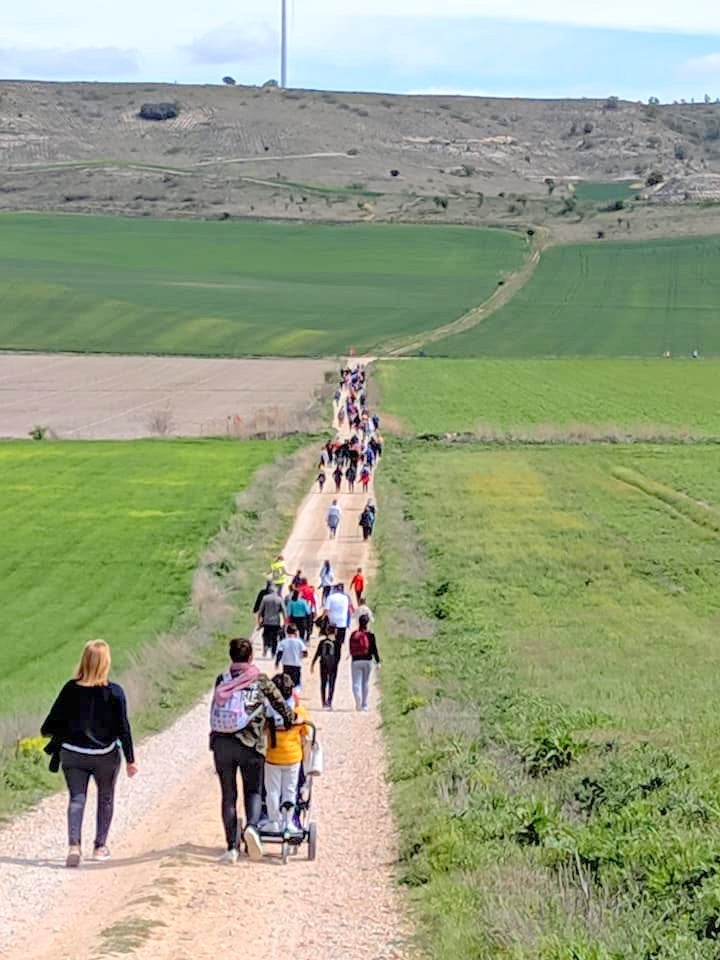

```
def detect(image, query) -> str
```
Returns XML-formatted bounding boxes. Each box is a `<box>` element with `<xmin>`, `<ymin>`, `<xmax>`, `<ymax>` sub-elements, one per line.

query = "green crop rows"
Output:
<box><xmin>428</xmin><ymin>235</ymin><xmax>720</xmax><ymax>357</ymax></box>
<box><xmin>0</xmin><ymin>214</ymin><xmax>524</xmax><ymax>357</ymax></box>
<box><xmin>377</xmin><ymin>441</ymin><xmax>720</xmax><ymax>959</ymax></box>
<box><xmin>377</xmin><ymin>358</ymin><xmax>720</xmax><ymax>435</ymax></box>
<box><xmin>0</xmin><ymin>439</ymin><xmax>288</xmax><ymax>719</ymax></box>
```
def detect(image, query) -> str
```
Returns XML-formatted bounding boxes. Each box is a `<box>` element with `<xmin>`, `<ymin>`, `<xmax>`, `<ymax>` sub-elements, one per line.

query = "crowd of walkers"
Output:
<box><xmin>41</xmin><ymin>364</ymin><xmax>385</xmax><ymax>867</ymax></box>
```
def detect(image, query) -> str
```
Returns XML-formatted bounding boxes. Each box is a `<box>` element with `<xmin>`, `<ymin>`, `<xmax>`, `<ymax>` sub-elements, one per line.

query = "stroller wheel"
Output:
<box><xmin>307</xmin><ymin>822</ymin><xmax>318</xmax><ymax>862</ymax></box>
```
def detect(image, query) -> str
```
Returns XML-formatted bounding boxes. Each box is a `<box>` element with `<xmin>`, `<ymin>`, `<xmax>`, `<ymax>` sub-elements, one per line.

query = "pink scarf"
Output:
<box><xmin>214</xmin><ymin>662</ymin><xmax>260</xmax><ymax>705</ymax></box>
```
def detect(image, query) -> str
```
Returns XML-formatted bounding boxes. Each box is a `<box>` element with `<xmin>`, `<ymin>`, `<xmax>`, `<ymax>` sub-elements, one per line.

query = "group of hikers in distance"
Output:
<box><xmin>40</xmin><ymin>364</ymin><xmax>383</xmax><ymax>867</ymax></box>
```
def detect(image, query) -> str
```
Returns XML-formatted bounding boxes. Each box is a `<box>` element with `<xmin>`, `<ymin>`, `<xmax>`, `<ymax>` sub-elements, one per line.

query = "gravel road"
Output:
<box><xmin>0</xmin><ymin>366</ymin><xmax>410</xmax><ymax>960</ymax></box>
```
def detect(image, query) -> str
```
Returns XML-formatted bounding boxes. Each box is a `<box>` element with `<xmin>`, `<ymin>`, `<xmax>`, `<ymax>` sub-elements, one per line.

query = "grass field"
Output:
<box><xmin>0</xmin><ymin>214</ymin><xmax>525</xmax><ymax>357</ymax></box>
<box><xmin>573</xmin><ymin>180</ymin><xmax>638</xmax><ymax>203</ymax></box>
<box><xmin>427</xmin><ymin>235</ymin><xmax>720</xmax><ymax>357</ymax></box>
<box><xmin>377</xmin><ymin>441</ymin><xmax>720</xmax><ymax>959</ymax></box>
<box><xmin>376</xmin><ymin>358</ymin><xmax>720</xmax><ymax>435</ymax></box>
<box><xmin>0</xmin><ymin>439</ymin><xmax>289</xmax><ymax>720</ymax></box>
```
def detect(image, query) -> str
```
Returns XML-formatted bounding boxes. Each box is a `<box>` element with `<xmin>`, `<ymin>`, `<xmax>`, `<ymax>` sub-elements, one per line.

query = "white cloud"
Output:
<box><xmin>185</xmin><ymin>21</ymin><xmax>276</xmax><ymax>65</ymax></box>
<box><xmin>681</xmin><ymin>53</ymin><xmax>720</xmax><ymax>78</ymax></box>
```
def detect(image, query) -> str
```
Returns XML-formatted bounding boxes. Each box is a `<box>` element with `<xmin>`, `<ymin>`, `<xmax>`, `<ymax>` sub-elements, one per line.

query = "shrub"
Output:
<box><xmin>520</xmin><ymin>724</ymin><xmax>586</xmax><ymax>776</ymax></box>
<box><xmin>28</xmin><ymin>425</ymin><xmax>48</xmax><ymax>441</ymax></box>
<box><xmin>674</xmin><ymin>143</ymin><xmax>688</xmax><ymax>160</ymax></box>
<box><xmin>433</xmin><ymin>196</ymin><xmax>449</xmax><ymax>209</ymax></box>
<box><xmin>146</xmin><ymin>408</ymin><xmax>175</xmax><ymax>436</ymax></box>
<box><xmin>583</xmin><ymin>121</ymin><xmax>594</xmax><ymax>134</ymax></box>
<box><xmin>139</xmin><ymin>102</ymin><xmax>178</xmax><ymax>121</ymax></box>
<box><xmin>604</xmin><ymin>96</ymin><xmax>620</xmax><ymax>110</ymax></box>
<box><xmin>646</xmin><ymin>170</ymin><xmax>664</xmax><ymax>186</ymax></box>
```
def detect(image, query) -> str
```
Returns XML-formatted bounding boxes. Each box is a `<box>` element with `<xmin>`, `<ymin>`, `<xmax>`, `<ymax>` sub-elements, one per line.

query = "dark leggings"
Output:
<box><xmin>262</xmin><ymin>624</ymin><xmax>281</xmax><ymax>657</ymax></box>
<box><xmin>61</xmin><ymin>747</ymin><xmax>121</xmax><ymax>848</ymax></box>
<box><xmin>212</xmin><ymin>736</ymin><xmax>264</xmax><ymax>850</ymax></box>
<box><xmin>319</xmin><ymin>661</ymin><xmax>338</xmax><ymax>707</ymax></box>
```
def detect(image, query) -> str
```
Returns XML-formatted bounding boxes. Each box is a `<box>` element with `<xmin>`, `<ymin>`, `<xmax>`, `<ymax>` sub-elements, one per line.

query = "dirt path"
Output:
<box><xmin>383</xmin><ymin>226</ymin><xmax>551</xmax><ymax>356</ymax></box>
<box><xmin>0</xmin><ymin>365</ymin><xmax>409</xmax><ymax>960</ymax></box>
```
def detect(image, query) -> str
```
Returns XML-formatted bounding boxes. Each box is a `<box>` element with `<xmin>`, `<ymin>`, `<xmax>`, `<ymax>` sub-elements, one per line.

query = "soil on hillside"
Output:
<box><xmin>2</xmin><ymin>81</ymin><xmax>720</xmax><ymax>242</ymax></box>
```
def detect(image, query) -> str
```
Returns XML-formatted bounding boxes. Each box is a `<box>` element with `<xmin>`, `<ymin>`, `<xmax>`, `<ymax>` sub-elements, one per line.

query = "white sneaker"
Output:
<box><xmin>259</xmin><ymin>820</ymin><xmax>281</xmax><ymax>834</ymax></box>
<box><xmin>244</xmin><ymin>826</ymin><xmax>263</xmax><ymax>862</ymax></box>
<box><xmin>92</xmin><ymin>845</ymin><xmax>111</xmax><ymax>861</ymax></box>
<box><xmin>220</xmin><ymin>848</ymin><xmax>239</xmax><ymax>864</ymax></box>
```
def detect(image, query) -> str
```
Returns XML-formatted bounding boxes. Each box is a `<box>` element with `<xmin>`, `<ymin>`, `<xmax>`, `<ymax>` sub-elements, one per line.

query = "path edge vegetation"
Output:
<box><xmin>0</xmin><ymin>442</ymin><xmax>317</xmax><ymax>822</ymax></box>
<box><xmin>375</xmin><ymin>441</ymin><xmax>720</xmax><ymax>960</ymax></box>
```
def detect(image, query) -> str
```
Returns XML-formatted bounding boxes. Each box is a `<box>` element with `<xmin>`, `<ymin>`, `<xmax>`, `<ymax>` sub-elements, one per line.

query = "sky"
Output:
<box><xmin>3</xmin><ymin>1</ymin><xmax>720</xmax><ymax>102</ymax></box>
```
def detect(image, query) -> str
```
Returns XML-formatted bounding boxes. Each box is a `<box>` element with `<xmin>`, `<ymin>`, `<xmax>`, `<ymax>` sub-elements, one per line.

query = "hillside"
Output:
<box><xmin>2</xmin><ymin>81</ymin><xmax>720</xmax><ymax>239</ymax></box>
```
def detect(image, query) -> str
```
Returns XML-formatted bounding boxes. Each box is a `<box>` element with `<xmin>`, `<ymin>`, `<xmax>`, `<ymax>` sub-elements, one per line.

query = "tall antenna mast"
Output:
<box><xmin>280</xmin><ymin>0</ymin><xmax>288</xmax><ymax>88</ymax></box>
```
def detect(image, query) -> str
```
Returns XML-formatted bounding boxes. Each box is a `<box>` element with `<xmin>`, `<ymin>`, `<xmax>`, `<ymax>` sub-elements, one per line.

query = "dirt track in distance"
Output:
<box><xmin>0</xmin><ymin>353</ymin><xmax>333</xmax><ymax>439</ymax></box>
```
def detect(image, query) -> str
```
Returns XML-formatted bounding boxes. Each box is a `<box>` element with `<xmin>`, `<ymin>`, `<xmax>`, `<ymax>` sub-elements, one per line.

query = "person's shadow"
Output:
<box><xmin>0</xmin><ymin>841</ymin><xmax>220</xmax><ymax>871</ymax></box>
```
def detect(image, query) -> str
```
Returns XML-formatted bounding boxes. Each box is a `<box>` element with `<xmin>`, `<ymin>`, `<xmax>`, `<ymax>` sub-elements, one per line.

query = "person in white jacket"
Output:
<box><xmin>326</xmin><ymin>500</ymin><xmax>342</xmax><ymax>539</ymax></box>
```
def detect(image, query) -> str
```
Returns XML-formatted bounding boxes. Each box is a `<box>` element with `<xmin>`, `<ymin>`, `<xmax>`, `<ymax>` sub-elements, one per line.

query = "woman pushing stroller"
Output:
<box><xmin>210</xmin><ymin>637</ymin><xmax>295</xmax><ymax>863</ymax></box>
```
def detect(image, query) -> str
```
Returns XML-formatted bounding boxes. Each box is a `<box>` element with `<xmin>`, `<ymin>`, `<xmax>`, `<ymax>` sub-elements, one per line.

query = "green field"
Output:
<box><xmin>574</xmin><ymin>180</ymin><xmax>638</xmax><ymax>203</ymax></box>
<box><xmin>0</xmin><ymin>214</ymin><xmax>525</xmax><ymax>357</ymax></box>
<box><xmin>0</xmin><ymin>439</ymin><xmax>288</xmax><ymax>719</ymax></box>
<box><xmin>428</xmin><ymin>235</ymin><xmax>720</xmax><ymax>357</ymax></box>
<box><xmin>377</xmin><ymin>441</ymin><xmax>720</xmax><ymax>959</ymax></box>
<box><xmin>377</xmin><ymin>358</ymin><xmax>720</xmax><ymax>435</ymax></box>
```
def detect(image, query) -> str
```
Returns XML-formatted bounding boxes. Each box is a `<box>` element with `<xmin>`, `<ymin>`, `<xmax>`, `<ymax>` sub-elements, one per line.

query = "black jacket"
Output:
<box><xmin>41</xmin><ymin>680</ymin><xmax>135</xmax><ymax>763</ymax></box>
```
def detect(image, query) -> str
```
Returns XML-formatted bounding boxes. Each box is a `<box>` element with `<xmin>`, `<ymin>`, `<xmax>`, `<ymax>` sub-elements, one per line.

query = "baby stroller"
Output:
<box><xmin>259</xmin><ymin>720</ymin><xmax>319</xmax><ymax>864</ymax></box>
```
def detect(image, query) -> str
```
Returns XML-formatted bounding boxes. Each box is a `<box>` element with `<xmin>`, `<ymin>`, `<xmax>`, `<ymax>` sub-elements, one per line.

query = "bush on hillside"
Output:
<box><xmin>139</xmin><ymin>102</ymin><xmax>178</xmax><ymax>121</ymax></box>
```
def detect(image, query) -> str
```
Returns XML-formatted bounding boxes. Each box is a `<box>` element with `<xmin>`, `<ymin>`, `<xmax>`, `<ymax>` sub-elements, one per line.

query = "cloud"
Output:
<box><xmin>0</xmin><ymin>46</ymin><xmax>139</xmax><ymax>78</ymax></box>
<box><xmin>185</xmin><ymin>21</ymin><xmax>276</xmax><ymax>64</ymax></box>
<box><xmin>681</xmin><ymin>53</ymin><xmax>720</xmax><ymax>78</ymax></box>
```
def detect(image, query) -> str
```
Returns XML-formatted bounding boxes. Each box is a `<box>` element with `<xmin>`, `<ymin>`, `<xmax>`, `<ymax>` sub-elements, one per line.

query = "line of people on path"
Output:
<box><xmin>40</xmin><ymin>365</ymin><xmax>385</xmax><ymax>868</ymax></box>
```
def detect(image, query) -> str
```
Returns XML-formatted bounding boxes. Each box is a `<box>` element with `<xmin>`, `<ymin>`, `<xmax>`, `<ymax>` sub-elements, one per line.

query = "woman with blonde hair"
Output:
<box><xmin>41</xmin><ymin>640</ymin><xmax>137</xmax><ymax>867</ymax></box>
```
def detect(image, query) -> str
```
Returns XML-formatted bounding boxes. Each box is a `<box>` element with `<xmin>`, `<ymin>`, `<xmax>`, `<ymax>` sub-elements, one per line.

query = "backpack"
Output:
<box><xmin>318</xmin><ymin>637</ymin><xmax>337</xmax><ymax>665</ymax></box>
<box><xmin>210</xmin><ymin>677</ymin><xmax>263</xmax><ymax>734</ymax></box>
<box><xmin>349</xmin><ymin>630</ymin><xmax>371</xmax><ymax>658</ymax></box>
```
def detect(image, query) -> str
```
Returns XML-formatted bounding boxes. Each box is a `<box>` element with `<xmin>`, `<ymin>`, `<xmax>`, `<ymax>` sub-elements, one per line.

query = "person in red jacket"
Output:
<box><xmin>298</xmin><ymin>578</ymin><xmax>317</xmax><ymax>640</ymax></box>
<box><xmin>349</xmin><ymin>567</ymin><xmax>365</xmax><ymax>604</ymax></box>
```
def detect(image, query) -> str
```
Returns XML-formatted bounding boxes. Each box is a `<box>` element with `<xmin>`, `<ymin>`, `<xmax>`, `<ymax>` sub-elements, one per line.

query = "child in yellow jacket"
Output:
<box><xmin>264</xmin><ymin>674</ymin><xmax>309</xmax><ymax>832</ymax></box>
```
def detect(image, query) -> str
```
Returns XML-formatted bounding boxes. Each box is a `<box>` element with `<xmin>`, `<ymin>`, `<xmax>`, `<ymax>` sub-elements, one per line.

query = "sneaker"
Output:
<box><xmin>362</xmin><ymin>705</ymin><xmax>369</xmax><ymax>712</ymax></box>
<box><xmin>220</xmin><ymin>848</ymin><xmax>239</xmax><ymax>864</ymax></box>
<box><xmin>244</xmin><ymin>826</ymin><xmax>263</xmax><ymax>862</ymax></box>
<box><xmin>92</xmin><ymin>845</ymin><xmax>111</xmax><ymax>861</ymax></box>
<box><xmin>66</xmin><ymin>845</ymin><xmax>82</xmax><ymax>868</ymax></box>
